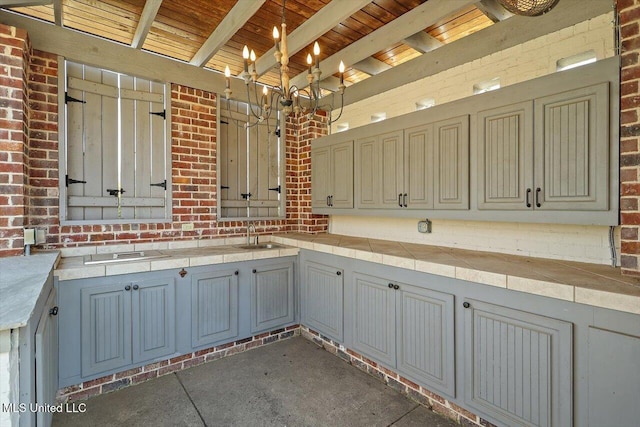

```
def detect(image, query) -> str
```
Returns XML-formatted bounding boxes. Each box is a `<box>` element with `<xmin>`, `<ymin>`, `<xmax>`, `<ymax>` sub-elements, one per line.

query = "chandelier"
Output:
<box><xmin>222</xmin><ymin>0</ymin><xmax>346</xmax><ymax>128</ymax></box>
<box><xmin>497</xmin><ymin>0</ymin><xmax>560</xmax><ymax>16</ymax></box>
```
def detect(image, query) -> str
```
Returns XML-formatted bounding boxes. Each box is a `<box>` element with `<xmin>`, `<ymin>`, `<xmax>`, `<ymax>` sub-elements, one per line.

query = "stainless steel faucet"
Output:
<box><xmin>247</xmin><ymin>222</ymin><xmax>257</xmax><ymax>245</ymax></box>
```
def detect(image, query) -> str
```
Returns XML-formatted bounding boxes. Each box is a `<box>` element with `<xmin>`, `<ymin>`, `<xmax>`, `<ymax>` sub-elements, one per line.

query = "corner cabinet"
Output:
<box><xmin>352</xmin><ymin>272</ymin><xmax>455</xmax><ymax>397</ymax></box>
<box><xmin>478</xmin><ymin>83</ymin><xmax>610</xmax><ymax>212</ymax></box>
<box><xmin>80</xmin><ymin>277</ymin><xmax>176</xmax><ymax>377</ymax></box>
<box><xmin>311</xmin><ymin>139</ymin><xmax>353</xmax><ymax>210</ymax></box>
<box><xmin>250</xmin><ymin>261</ymin><xmax>295</xmax><ymax>333</ymax></box>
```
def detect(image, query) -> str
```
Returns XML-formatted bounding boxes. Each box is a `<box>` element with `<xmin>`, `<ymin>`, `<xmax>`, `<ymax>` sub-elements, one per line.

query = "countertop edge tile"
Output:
<box><xmin>507</xmin><ymin>276</ymin><xmax>574</xmax><ymax>302</ymax></box>
<box><xmin>414</xmin><ymin>260</ymin><xmax>456</xmax><ymax>279</ymax></box>
<box><xmin>382</xmin><ymin>254</ymin><xmax>416</xmax><ymax>270</ymax></box>
<box><xmin>574</xmin><ymin>287</ymin><xmax>640</xmax><ymax>315</ymax></box>
<box><xmin>456</xmin><ymin>267</ymin><xmax>507</xmax><ymax>288</ymax></box>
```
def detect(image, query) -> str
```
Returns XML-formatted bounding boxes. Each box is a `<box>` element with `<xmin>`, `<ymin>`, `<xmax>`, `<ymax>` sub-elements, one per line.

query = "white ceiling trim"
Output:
<box><xmin>131</xmin><ymin>0</ymin><xmax>162</xmax><ymax>49</ymax></box>
<box><xmin>289</xmin><ymin>0</ymin><xmax>476</xmax><ymax>91</ymax></box>
<box><xmin>190</xmin><ymin>0</ymin><xmax>267</xmax><ymax>67</ymax></box>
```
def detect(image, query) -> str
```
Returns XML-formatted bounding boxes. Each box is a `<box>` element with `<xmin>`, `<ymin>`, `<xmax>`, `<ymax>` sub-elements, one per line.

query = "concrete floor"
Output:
<box><xmin>53</xmin><ymin>337</ymin><xmax>459</xmax><ymax>427</ymax></box>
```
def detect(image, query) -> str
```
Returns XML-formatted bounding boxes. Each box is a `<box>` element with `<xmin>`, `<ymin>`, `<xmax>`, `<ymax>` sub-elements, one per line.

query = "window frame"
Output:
<box><xmin>58</xmin><ymin>57</ymin><xmax>172</xmax><ymax>225</ymax></box>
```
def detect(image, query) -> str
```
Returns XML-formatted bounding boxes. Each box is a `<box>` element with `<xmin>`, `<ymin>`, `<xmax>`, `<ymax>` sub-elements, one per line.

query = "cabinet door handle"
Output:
<box><xmin>235</xmin><ymin>270</ymin><xmax>239</xmax><ymax>275</ymax></box>
<box><xmin>463</xmin><ymin>302</ymin><xmax>471</xmax><ymax>309</ymax></box>
<box><xmin>125</xmin><ymin>285</ymin><xmax>131</xmax><ymax>291</ymax></box>
<box><xmin>393</xmin><ymin>284</ymin><xmax>400</xmax><ymax>290</ymax></box>
<box><xmin>336</xmin><ymin>271</ymin><xmax>342</xmax><ymax>276</ymax></box>
<box><xmin>535</xmin><ymin>187</ymin><xmax>542</xmax><ymax>208</ymax></box>
<box><xmin>526</xmin><ymin>188</ymin><xmax>532</xmax><ymax>208</ymax></box>
<box><xmin>330</xmin><ymin>195</ymin><xmax>333</xmax><ymax>206</ymax></box>
<box><xmin>49</xmin><ymin>306</ymin><xmax>58</xmax><ymax>316</ymax></box>
<box><xmin>388</xmin><ymin>283</ymin><xmax>394</xmax><ymax>289</ymax></box>
<box><xmin>252</xmin><ymin>269</ymin><xmax>257</xmax><ymax>274</ymax></box>
<box><xmin>133</xmin><ymin>284</ymin><xmax>139</xmax><ymax>290</ymax></box>
<box><xmin>403</xmin><ymin>193</ymin><xmax>407</xmax><ymax>208</ymax></box>
<box><xmin>398</xmin><ymin>193</ymin><xmax>402</xmax><ymax>207</ymax></box>
<box><xmin>326</xmin><ymin>196</ymin><xmax>330</xmax><ymax>206</ymax></box>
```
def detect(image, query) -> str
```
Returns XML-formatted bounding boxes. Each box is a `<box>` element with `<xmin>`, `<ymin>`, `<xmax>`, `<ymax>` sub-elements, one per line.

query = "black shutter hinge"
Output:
<box><xmin>65</xmin><ymin>175</ymin><xmax>86</xmax><ymax>187</ymax></box>
<box><xmin>150</xmin><ymin>180</ymin><xmax>167</xmax><ymax>190</ymax></box>
<box><xmin>221</xmin><ymin>185</ymin><xmax>230</xmax><ymax>190</ymax></box>
<box><xmin>65</xmin><ymin>93</ymin><xmax>86</xmax><ymax>104</ymax></box>
<box><xmin>221</xmin><ymin>120</ymin><xmax>229</xmax><ymax>125</ymax></box>
<box><xmin>150</xmin><ymin>110</ymin><xmax>166</xmax><ymax>119</ymax></box>
<box><xmin>241</xmin><ymin>193</ymin><xmax>252</xmax><ymax>200</ymax></box>
<box><xmin>275</xmin><ymin>127</ymin><xmax>281</xmax><ymax>137</ymax></box>
<box><xmin>268</xmin><ymin>185</ymin><xmax>281</xmax><ymax>193</ymax></box>
<box><xmin>106</xmin><ymin>188</ymin><xmax>125</xmax><ymax>197</ymax></box>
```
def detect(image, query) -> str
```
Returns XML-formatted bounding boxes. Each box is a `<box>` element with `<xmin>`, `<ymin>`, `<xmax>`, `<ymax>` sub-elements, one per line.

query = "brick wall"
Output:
<box><xmin>0</xmin><ymin>23</ymin><xmax>328</xmax><ymax>257</ymax></box>
<box><xmin>0</xmin><ymin>25</ymin><xmax>30</xmax><ymax>257</ymax></box>
<box><xmin>619</xmin><ymin>0</ymin><xmax>640</xmax><ymax>275</ymax></box>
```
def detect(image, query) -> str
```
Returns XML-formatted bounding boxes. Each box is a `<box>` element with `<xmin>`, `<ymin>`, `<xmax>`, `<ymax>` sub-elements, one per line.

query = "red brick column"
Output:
<box><xmin>619</xmin><ymin>0</ymin><xmax>640</xmax><ymax>275</ymax></box>
<box><xmin>287</xmin><ymin>112</ymin><xmax>329</xmax><ymax>234</ymax></box>
<box><xmin>0</xmin><ymin>24</ymin><xmax>30</xmax><ymax>257</ymax></box>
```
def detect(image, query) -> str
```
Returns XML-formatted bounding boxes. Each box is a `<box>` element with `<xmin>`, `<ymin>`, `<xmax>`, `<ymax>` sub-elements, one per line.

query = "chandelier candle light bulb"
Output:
<box><xmin>242</xmin><ymin>45</ymin><xmax>249</xmax><ymax>73</ymax></box>
<box><xmin>313</xmin><ymin>42</ymin><xmax>320</xmax><ymax>69</ymax></box>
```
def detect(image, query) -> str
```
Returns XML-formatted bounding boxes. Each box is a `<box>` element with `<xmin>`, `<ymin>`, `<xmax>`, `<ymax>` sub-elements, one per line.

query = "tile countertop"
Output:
<box><xmin>0</xmin><ymin>251</ymin><xmax>60</xmax><ymax>330</ymax></box>
<box><xmin>270</xmin><ymin>233</ymin><xmax>640</xmax><ymax>316</ymax></box>
<box><xmin>54</xmin><ymin>237</ymin><xmax>300</xmax><ymax>282</ymax></box>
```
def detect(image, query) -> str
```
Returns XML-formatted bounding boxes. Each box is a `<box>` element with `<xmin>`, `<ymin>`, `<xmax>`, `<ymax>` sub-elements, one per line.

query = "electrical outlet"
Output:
<box><xmin>417</xmin><ymin>219</ymin><xmax>432</xmax><ymax>234</ymax></box>
<box><xmin>182</xmin><ymin>223</ymin><xmax>194</xmax><ymax>231</ymax></box>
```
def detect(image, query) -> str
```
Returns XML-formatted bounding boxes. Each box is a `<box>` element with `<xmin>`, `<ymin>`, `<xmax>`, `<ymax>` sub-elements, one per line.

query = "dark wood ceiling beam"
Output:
<box><xmin>342</xmin><ymin>0</ymin><xmax>611</xmax><ymax>106</ymax></box>
<box><xmin>131</xmin><ymin>0</ymin><xmax>162</xmax><ymax>49</ymax></box>
<box><xmin>352</xmin><ymin>57</ymin><xmax>391</xmax><ymax>76</ymax></box>
<box><xmin>190</xmin><ymin>0</ymin><xmax>266</xmax><ymax>67</ymax></box>
<box><xmin>403</xmin><ymin>31</ymin><xmax>443</xmax><ymax>54</ymax></box>
<box><xmin>290</xmin><ymin>0</ymin><xmax>475</xmax><ymax>90</ymax></box>
<box><xmin>475</xmin><ymin>0</ymin><xmax>513</xmax><ymax>23</ymax></box>
<box><xmin>254</xmin><ymin>0</ymin><xmax>371</xmax><ymax>77</ymax></box>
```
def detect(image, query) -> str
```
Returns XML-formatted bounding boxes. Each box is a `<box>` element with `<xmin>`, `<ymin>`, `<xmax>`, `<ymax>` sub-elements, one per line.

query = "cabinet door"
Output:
<box><xmin>477</xmin><ymin>102</ymin><xmax>534</xmax><ymax>210</ymax></box>
<box><xmin>35</xmin><ymin>288</ymin><xmax>58</xmax><ymax>427</ymax></box>
<box><xmin>434</xmin><ymin>115</ymin><xmax>469</xmax><ymax>209</ymax></box>
<box><xmin>405</xmin><ymin>124</ymin><xmax>434</xmax><ymax>209</ymax></box>
<box><xmin>302</xmin><ymin>261</ymin><xmax>344</xmax><ymax>342</ymax></box>
<box><xmin>396</xmin><ymin>284</ymin><xmax>455</xmax><ymax>397</ymax></box>
<box><xmin>352</xmin><ymin>273</ymin><xmax>396</xmax><ymax>367</ymax></box>
<box><xmin>311</xmin><ymin>145</ymin><xmax>330</xmax><ymax>208</ymax></box>
<box><xmin>534</xmin><ymin>82</ymin><xmax>609</xmax><ymax>210</ymax></box>
<box><xmin>81</xmin><ymin>283</ymin><xmax>132</xmax><ymax>377</ymax></box>
<box><xmin>464</xmin><ymin>299</ymin><xmax>572</xmax><ymax>427</ymax></box>
<box><xmin>251</xmin><ymin>262</ymin><xmax>294</xmax><ymax>333</ymax></box>
<box><xmin>355</xmin><ymin>131</ymin><xmax>403</xmax><ymax>209</ymax></box>
<box><xmin>191</xmin><ymin>269</ymin><xmax>239</xmax><ymax>348</ymax></box>
<box><xmin>355</xmin><ymin>135</ymin><xmax>380</xmax><ymax>208</ymax></box>
<box><xmin>132</xmin><ymin>278</ymin><xmax>176</xmax><ymax>363</ymax></box>
<box><xmin>330</xmin><ymin>140</ymin><xmax>354</xmax><ymax>208</ymax></box>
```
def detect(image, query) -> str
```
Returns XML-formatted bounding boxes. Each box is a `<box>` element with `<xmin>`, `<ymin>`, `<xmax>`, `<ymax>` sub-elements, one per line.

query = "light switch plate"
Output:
<box><xmin>417</xmin><ymin>219</ymin><xmax>432</xmax><ymax>233</ymax></box>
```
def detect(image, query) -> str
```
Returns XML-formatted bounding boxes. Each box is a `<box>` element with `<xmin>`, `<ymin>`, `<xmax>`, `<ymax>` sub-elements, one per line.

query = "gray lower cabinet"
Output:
<box><xmin>250</xmin><ymin>261</ymin><xmax>294</xmax><ymax>333</ymax></box>
<box><xmin>81</xmin><ymin>277</ymin><xmax>176</xmax><ymax>377</ymax></box>
<box><xmin>301</xmin><ymin>261</ymin><xmax>344</xmax><ymax>342</ymax></box>
<box><xmin>191</xmin><ymin>269</ymin><xmax>239</xmax><ymax>348</ymax></box>
<box><xmin>463</xmin><ymin>299</ymin><xmax>572</xmax><ymax>427</ymax></box>
<box><xmin>352</xmin><ymin>272</ymin><xmax>455</xmax><ymax>397</ymax></box>
<box><xmin>35</xmin><ymin>287</ymin><xmax>58</xmax><ymax>427</ymax></box>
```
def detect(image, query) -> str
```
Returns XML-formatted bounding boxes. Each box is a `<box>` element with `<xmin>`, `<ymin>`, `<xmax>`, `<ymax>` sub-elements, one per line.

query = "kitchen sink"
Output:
<box><xmin>83</xmin><ymin>250</ymin><xmax>169</xmax><ymax>265</ymax></box>
<box><xmin>235</xmin><ymin>243</ymin><xmax>283</xmax><ymax>250</ymax></box>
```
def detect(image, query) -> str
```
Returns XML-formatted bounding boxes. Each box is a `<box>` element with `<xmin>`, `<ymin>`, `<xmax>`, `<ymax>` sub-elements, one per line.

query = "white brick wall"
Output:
<box><xmin>329</xmin><ymin>14</ymin><xmax>619</xmax><ymax>265</ymax></box>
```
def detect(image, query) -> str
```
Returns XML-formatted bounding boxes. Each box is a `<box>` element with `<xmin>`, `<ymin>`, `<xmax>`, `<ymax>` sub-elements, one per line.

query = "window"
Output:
<box><xmin>218</xmin><ymin>99</ymin><xmax>285</xmax><ymax>220</ymax></box>
<box><xmin>473</xmin><ymin>77</ymin><xmax>501</xmax><ymax>94</ymax></box>
<box><xmin>557</xmin><ymin>50</ymin><xmax>597</xmax><ymax>71</ymax></box>
<box><xmin>59</xmin><ymin>61</ymin><xmax>171</xmax><ymax>224</ymax></box>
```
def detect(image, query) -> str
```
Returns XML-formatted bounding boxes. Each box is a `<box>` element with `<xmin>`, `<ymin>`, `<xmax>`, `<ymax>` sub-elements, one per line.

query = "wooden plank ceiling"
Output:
<box><xmin>3</xmin><ymin>0</ymin><xmax>505</xmax><ymax>93</ymax></box>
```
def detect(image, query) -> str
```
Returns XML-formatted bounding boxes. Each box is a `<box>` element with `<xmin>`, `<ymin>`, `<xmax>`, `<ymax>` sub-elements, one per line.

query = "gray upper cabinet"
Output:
<box><xmin>463</xmin><ymin>299</ymin><xmax>572</xmax><ymax>427</ymax></box>
<box><xmin>477</xmin><ymin>101</ymin><xmax>534</xmax><ymax>210</ymax></box>
<box><xmin>356</xmin><ymin>130</ymin><xmax>404</xmax><ymax>209</ymax></box>
<box><xmin>478</xmin><ymin>83</ymin><xmax>609</xmax><ymax>212</ymax></box>
<box><xmin>80</xmin><ymin>278</ymin><xmax>176</xmax><ymax>377</ymax></box>
<box><xmin>355</xmin><ymin>117</ymin><xmax>469</xmax><ymax>211</ymax></box>
<box><xmin>191</xmin><ymin>269</ymin><xmax>239</xmax><ymax>348</ymax></box>
<box><xmin>302</xmin><ymin>261</ymin><xmax>344</xmax><ymax>342</ymax></box>
<box><xmin>534</xmin><ymin>83</ymin><xmax>609</xmax><ymax>211</ymax></box>
<box><xmin>311</xmin><ymin>139</ymin><xmax>353</xmax><ymax>210</ymax></box>
<box><xmin>250</xmin><ymin>261</ymin><xmax>295</xmax><ymax>333</ymax></box>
